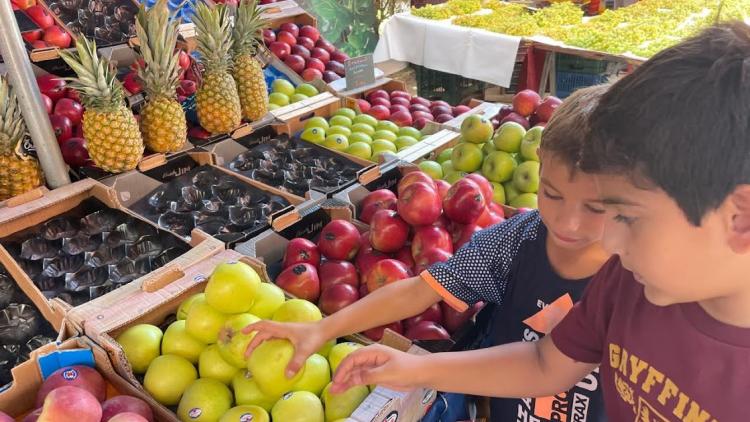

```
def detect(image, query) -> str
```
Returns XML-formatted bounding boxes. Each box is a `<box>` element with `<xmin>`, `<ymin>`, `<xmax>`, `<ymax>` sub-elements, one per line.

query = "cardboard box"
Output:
<box><xmin>0</xmin><ymin>336</ymin><xmax>171</xmax><ymax>421</ymax></box>
<box><xmin>0</xmin><ymin>179</ymin><xmax>224</xmax><ymax>332</ymax></box>
<box><xmin>262</xmin><ymin>0</ymin><xmax>317</xmax><ymax>29</ymax></box>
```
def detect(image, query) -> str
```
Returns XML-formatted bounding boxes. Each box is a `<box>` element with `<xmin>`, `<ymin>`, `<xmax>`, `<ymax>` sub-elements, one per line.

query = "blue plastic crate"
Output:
<box><xmin>556</xmin><ymin>71</ymin><xmax>608</xmax><ymax>98</ymax></box>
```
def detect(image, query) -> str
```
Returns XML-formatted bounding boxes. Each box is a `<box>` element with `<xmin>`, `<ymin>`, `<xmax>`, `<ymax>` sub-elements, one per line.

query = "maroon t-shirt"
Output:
<box><xmin>551</xmin><ymin>256</ymin><xmax>750</xmax><ymax>422</ymax></box>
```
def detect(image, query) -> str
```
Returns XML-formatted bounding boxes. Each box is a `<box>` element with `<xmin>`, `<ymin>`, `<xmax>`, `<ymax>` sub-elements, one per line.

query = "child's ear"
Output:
<box><xmin>727</xmin><ymin>185</ymin><xmax>750</xmax><ymax>253</ymax></box>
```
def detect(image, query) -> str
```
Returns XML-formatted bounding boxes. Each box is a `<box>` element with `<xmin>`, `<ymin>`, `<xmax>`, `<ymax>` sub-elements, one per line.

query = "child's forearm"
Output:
<box><xmin>410</xmin><ymin>336</ymin><xmax>596</xmax><ymax>398</ymax></box>
<box><xmin>319</xmin><ymin>276</ymin><xmax>442</xmax><ymax>340</ymax></box>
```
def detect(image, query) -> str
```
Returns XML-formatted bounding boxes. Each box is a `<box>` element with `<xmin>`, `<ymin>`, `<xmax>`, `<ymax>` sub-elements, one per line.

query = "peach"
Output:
<box><xmin>38</xmin><ymin>386</ymin><xmax>102</xmax><ymax>422</ymax></box>
<box><xmin>35</xmin><ymin>366</ymin><xmax>106</xmax><ymax>407</ymax></box>
<box><xmin>101</xmin><ymin>396</ymin><xmax>154</xmax><ymax>422</ymax></box>
<box><xmin>109</xmin><ymin>413</ymin><xmax>149</xmax><ymax>422</ymax></box>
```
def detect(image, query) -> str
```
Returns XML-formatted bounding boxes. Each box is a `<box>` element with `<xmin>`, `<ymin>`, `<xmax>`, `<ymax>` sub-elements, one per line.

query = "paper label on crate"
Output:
<box><xmin>345</xmin><ymin>55</ymin><xmax>376</xmax><ymax>91</ymax></box>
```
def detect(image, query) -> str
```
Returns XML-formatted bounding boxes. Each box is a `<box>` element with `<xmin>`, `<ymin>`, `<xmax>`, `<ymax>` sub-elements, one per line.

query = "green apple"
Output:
<box><xmin>490</xmin><ymin>182</ymin><xmax>506</xmax><ymax>205</ymax></box>
<box><xmin>186</xmin><ymin>297</ymin><xmax>229</xmax><ymax>344</ymax></box>
<box><xmin>371</xmin><ymin>139</ymin><xmax>397</xmax><ymax>156</ymax></box>
<box><xmin>345</xmin><ymin>142</ymin><xmax>372</xmax><ymax>160</ymax></box>
<box><xmin>510</xmin><ymin>193</ymin><xmax>538</xmax><ymax>209</ymax></box>
<box><xmin>520</xmin><ymin>126</ymin><xmax>543</xmax><ymax>162</ymax></box>
<box><xmin>398</xmin><ymin>126</ymin><xmax>422</xmax><ymax>139</ymax></box>
<box><xmin>351</xmin><ymin>123</ymin><xmax>375</xmax><ymax>136</ymax></box>
<box><xmin>304</xmin><ymin>116</ymin><xmax>330</xmax><ymax>132</ymax></box>
<box><xmin>511</xmin><ymin>152</ymin><xmax>523</xmax><ymax>166</ymax></box>
<box><xmin>272</xmin><ymin>79</ymin><xmax>295</xmax><ymax>97</ymax></box>
<box><xmin>441</xmin><ymin>160</ymin><xmax>455</xmax><ymax>177</ymax></box>
<box><xmin>445</xmin><ymin>170</ymin><xmax>468</xmax><ymax>184</ymax></box>
<box><xmin>493</xmin><ymin>122</ymin><xmax>526</xmax><ymax>153</ymax></box>
<box><xmin>177</xmin><ymin>293</ymin><xmax>205</xmax><ymax>320</ymax></box>
<box><xmin>352</xmin><ymin>114</ymin><xmax>378</xmax><ymax>128</ymax></box>
<box><xmin>376</xmin><ymin>120</ymin><xmax>399</xmax><ymax>133</ymax></box>
<box><xmin>116</xmin><ymin>324</ymin><xmax>162</xmax><ymax>374</ymax></box>
<box><xmin>218</xmin><ymin>313</ymin><xmax>261</xmax><ymax>368</ymax></box>
<box><xmin>322</xmin><ymin>382</ymin><xmax>369</xmax><ymax>422</ymax></box>
<box><xmin>233</xmin><ymin>370</ymin><xmax>280</xmax><ymax>411</ymax></box>
<box><xmin>269</xmin><ymin>92</ymin><xmax>290</xmax><ymax>107</ymax></box>
<box><xmin>349</xmin><ymin>132</ymin><xmax>373</xmax><ymax>145</ymax></box>
<box><xmin>290</xmin><ymin>93</ymin><xmax>308</xmax><ymax>103</ymax></box>
<box><xmin>323</xmin><ymin>134</ymin><xmax>349</xmax><ymax>151</ymax></box>
<box><xmin>271</xmin><ymin>391</ymin><xmax>324</xmax><ymax>422</ymax></box>
<box><xmin>372</xmin><ymin>130</ymin><xmax>397</xmax><ymax>143</ymax></box>
<box><xmin>482</xmin><ymin>141</ymin><xmax>496</xmax><ymax>157</ymax></box>
<box><xmin>481</xmin><ymin>151</ymin><xmax>516</xmax><ymax>183</ymax></box>
<box><xmin>436</xmin><ymin>148</ymin><xmax>453</xmax><ymax>164</ymax></box>
<box><xmin>200</xmin><ymin>344</ymin><xmax>240</xmax><ymax>385</ymax></box>
<box><xmin>177</xmin><ymin>378</ymin><xmax>233</xmax><ymax>422</ymax></box>
<box><xmin>329</xmin><ymin>115</ymin><xmax>352</xmax><ymax>128</ymax></box>
<box><xmin>503</xmin><ymin>181</ymin><xmax>520</xmax><ymax>202</ymax></box>
<box><xmin>268</xmin><ymin>103</ymin><xmax>281</xmax><ymax>111</ymax></box>
<box><xmin>418</xmin><ymin>160</ymin><xmax>443</xmax><ymax>180</ymax></box>
<box><xmin>206</xmin><ymin>261</ymin><xmax>261</xmax><ymax>314</ymax></box>
<box><xmin>272</xmin><ymin>299</ymin><xmax>322</xmax><ymax>323</ymax></box>
<box><xmin>334</xmin><ymin>107</ymin><xmax>357</xmax><ymax>120</ymax></box>
<box><xmin>248</xmin><ymin>339</ymin><xmax>306</xmax><ymax>398</ymax></box>
<box><xmin>328</xmin><ymin>342</ymin><xmax>363</xmax><ymax>374</ymax></box>
<box><xmin>301</xmin><ymin>127</ymin><xmax>326</xmax><ymax>144</ymax></box>
<box><xmin>220</xmin><ymin>405</ymin><xmax>270</xmax><ymax>422</ymax></box>
<box><xmin>161</xmin><ymin>320</ymin><xmax>206</xmax><ymax>364</ymax></box>
<box><xmin>292</xmin><ymin>354</ymin><xmax>331</xmax><ymax>396</ymax></box>
<box><xmin>513</xmin><ymin>161</ymin><xmax>540</xmax><ymax>193</ymax></box>
<box><xmin>460</xmin><ymin>114</ymin><xmax>494</xmax><ymax>144</ymax></box>
<box><xmin>395</xmin><ymin>135</ymin><xmax>419</xmax><ymax>151</ymax></box>
<box><xmin>327</xmin><ymin>126</ymin><xmax>352</xmax><ymax>138</ymax></box>
<box><xmin>451</xmin><ymin>143</ymin><xmax>483</xmax><ymax>172</ymax></box>
<box><xmin>317</xmin><ymin>339</ymin><xmax>336</xmax><ymax>358</ymax></box>
<box><xmin>144</xmin><ymin>355</ymin><xmax>197</xmax><ymax>406</ymax></box>
<box><xmin>295</xmin><ymin>83</ymin><xmax>319</xmax><ymax>97</ymax></box>
<box><xmin>248</xmin><ymin>283</ymin><xmax>286</xmax><ymax>319</ymax></box>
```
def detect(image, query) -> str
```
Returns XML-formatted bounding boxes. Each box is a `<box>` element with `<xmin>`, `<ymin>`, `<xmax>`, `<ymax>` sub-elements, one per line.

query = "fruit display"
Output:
<box><xmin>0</xmin><ymin>265</ymin><xmax>56</xmax><ymax>388</ymax></box>
<box><xmin>13</xmin><ymin>1</ymin><xmax>73</xmax><ymax>49</ymax></box>
<box><xmin>45</xmin><ymin>0</ymin><xmax>139</xmax><ymax>45</ymax></box>
<box><xmin>228</xmin><ymin>135</ymin><xmax>365</xmax><ymax>197</ymax></box>
<box><xmin>1</xmin><ymin>200</ymin><xmax>190</xmax><ymax>306</ymax></box>
<box><xmin>113</xmin><ymin>260</ymin><xmax>369</xmax><ymax>421</ymax></box>
<box><xmin>354</xmin><ymin>89</ymin><xmax>472</xmax><ymax>130</ymax></box>
<box><xmin>0</xmin><ymin>75</ymin><xmax>45</xmax><ymax>202</ymax></box>
<box><xmin>263</xmin><ymin>22</ymin><xmax>350</xmax><ymax>82</ymax></box>
<box><xmin>295</xmin><ymin>106</ymin><xmax>427</xmax><ymax>163</ymax></box>
<box><xmin>232</xmin><ymin>0</ymin><xmax>270</xmax><ymax>123</ymax></box>
<box><xmin>267</xmin><ymin>79</ymin><xmax>320</xmax><ymax>111</ymax></box>
<box><xmin>411</xmin><ymin>0</ymin><xmax>481</xmax><ymax>20</ymax></box>
<box><xmin>130</xmin><ymin>166</ymin><xmax>292</xmax><ymax>243</ymax></box>
<box><xmin>489</xmin><ymin>90</ymin><xmax>561</xmax><ymax>130</ymax></box>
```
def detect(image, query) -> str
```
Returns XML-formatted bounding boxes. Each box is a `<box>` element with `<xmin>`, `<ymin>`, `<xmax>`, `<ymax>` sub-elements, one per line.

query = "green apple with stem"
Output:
<box><xmin>482</xmin><ymin>151</ymin><xmax>516</xmax><ymax>183</ymax></box>
<box><xmin>460</xmin><ymin>114</ymin><xmax>494</xmax><ymax>144</ymax></box>
<box><xmin>493</xmin><ymin>122</ymin><xmax>526</xmax><ymax>153</ymax></box>
<box><xmin>445</xmin><ymin>170</ymin><xmax>468</xmax><ymax>184</ymax></box>
<box><xmin>510</xmin><ymin>193</ymin><xmax>538</xmax><ymax>209</ymax></box>
<box><xmin>520</xmin><ymin>126</ymin><xmax>543</xmax><ymax>162</ymax></box>
<box><xmin>441</xmin><ymin>160</ymin><xmax>454</xmax><ymax>177</ymax></box>
<box><xmin>451</xmin><ymin>142</ymin><xmax>483</xmax><ymax>172</ymax></box>
<box><xmin>513</xmin><ymin>161</ymin><xmax>541</xmax><ymax>193</ymax></box>
<box><xmin>490</xmin><ymin>182</ymin><xmax>506</xmax><ymax>205</ymax></box>
<box><xmin>482</xmin><ymin>141</ymin><xmax>496</xmax><ymax>157</ymax></box>
<box><xmin>419</xmin><ymin>160</ymin><xmax>443</xmax><ymax>180</ymax></box>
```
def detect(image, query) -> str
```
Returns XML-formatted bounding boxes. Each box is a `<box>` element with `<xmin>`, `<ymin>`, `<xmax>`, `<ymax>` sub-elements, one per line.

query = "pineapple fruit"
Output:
<box><xmin>193</xmin><ymin>2</ymin><xmax>242</xmax><ymax>134</ymax></box>
<box><xmin>0</xmin><ymin>75</ymin><xmax>44</xmax><ymax>201</ymax></box>
<box><xmin>232</xmin><ymin>0</ymin><xmax>269</xmax><ymax>122</ymax></box>
<box><xmin>59</xmin><ymin>37</ymin><xmax>144</xmax><ymax>173</ymax></box>
<box><xmin>134</xmin><ymin>0</ymin><xmax>187</xmax><ymax>153</ymax></box>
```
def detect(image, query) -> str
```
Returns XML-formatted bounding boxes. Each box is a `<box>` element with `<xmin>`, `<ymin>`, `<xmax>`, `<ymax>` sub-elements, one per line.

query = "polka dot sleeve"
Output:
<box><xmin>424</xmin><ymin>210</ymin><xmax>543</xmax><ymax>311</ymax></box>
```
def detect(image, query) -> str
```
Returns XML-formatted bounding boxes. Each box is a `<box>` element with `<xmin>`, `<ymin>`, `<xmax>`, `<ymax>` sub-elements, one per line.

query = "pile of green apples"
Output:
<box><xmin>299</xmin><ymin>107</ymin><xmax>426</xmax><ymax>162</ymax></box>
<box><xmin>418</xmin><ymin>115</ymin><xmax>541</xmax><ymax>209</ymax></box>
<box><xmin>268</xmin><ymin>79</ymin><xmax>320</xmax><ymax>111</ymax></box>
<box><xmin>116</xmin><ymin>260</ymin><xmax>367</xmax><ymax>422</ymax></box>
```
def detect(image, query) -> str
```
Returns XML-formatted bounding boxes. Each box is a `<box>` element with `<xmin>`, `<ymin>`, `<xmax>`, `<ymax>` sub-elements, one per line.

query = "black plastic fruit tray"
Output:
<box><xmin>0</xmin><ymin>198</ymin><xmax>190</xmax><ymax>308</ymax></box>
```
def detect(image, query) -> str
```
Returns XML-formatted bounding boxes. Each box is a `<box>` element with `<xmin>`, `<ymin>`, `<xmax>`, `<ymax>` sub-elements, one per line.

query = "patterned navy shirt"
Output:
<box><xmin>423</xmin><ymin>210</ymin><xmax>607</xmax><ymax>422</ymax></box>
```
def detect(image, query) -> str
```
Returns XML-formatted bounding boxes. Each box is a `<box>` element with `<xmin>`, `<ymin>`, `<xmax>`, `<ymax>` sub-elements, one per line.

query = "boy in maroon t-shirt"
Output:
<box><xmin>329</xmin><ymin>22</ymin><xmax>750</xmax><ymax>421</ymax></box>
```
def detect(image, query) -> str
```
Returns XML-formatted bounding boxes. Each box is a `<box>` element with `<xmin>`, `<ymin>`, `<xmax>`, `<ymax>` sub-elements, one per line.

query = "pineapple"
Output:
<box><xmin>0</xmin><ymin>75</ymin><xmax>44</xmax><ymax>201</ymax></box>
<box><xmin>232</xmin><ymin>0</ymin><xmax>269</xmax><ymax>122</ymax></box>
<box><xmin>134</xmin><ymin>0</ymin><xmax>187</xmax><ymax>153</ymax></box>
<box><xmin>59</xmin><ymin>37</ymin><xmax>144</xmax><ymax>173</ymax></box>
<box><xmin>193</xmin><ymin>2</ymin><xmax>242</xmax><ymax>134</ymax></box>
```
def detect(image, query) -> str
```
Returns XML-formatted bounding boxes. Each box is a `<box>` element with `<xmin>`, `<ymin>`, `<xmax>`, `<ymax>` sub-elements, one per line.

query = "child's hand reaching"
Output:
<box><xmin>243</xmin><ymin>320</ymin><xmax>326</xmax><ymax>379</ymax></box>
<box><xmin>330</xmin><ymin>344</ymin><xmax>423</xmax><ymax>393</ymax></box>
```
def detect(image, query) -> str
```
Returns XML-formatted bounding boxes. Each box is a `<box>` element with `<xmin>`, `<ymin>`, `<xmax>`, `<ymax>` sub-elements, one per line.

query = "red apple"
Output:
<box><xmin>318</xmin><ymin>220</ymin><xmax>360</xmax><ymax>260</ymax></box>
<box><xmin>305</xmin><ymin>57</ymin><xmax>325</xmax><ymax>73</ymax></box>
<box><xmin>359</xmin><ymin>189</ymin><xmax>397</xmax><ymax>224</ymax></box>
<box><xmin>310</xmin><ymin>47</ymin><xmax>330</xmax><ymax>63</ymax></box>
<box><xmin>49</xmin><ymin>114</ymin><xmax>72</xmax><ymax>144</ymax></box>
<box><xmin>452</xmin><ymin>105</ymin><xmax>471</xmax><ymax>116</ymax></box>
<box><xmin>367</xmin><ymin>105</ymin><xmax>390</xmax><ymax>120</ymax></box>
<box><xmin>319</xmin><ymin>283</ymin><xmax>359</xmax><ymax>314</ymax></box>
<box><xmin>465</xmin><ymin>174</ymin><xmax>493</xmax><ymax>203</ymax></box>
<box><xmin>430</xmin><ymin>105</ymin><xmax>452</xmax><ymax>117</ymax></box>
<box><xmin>319</xmin><ymin>260</ymin><xmax>359</xmax><ymax>291</ymax></box>
<box><xmin>389</xmin><ymin>105</ymin><xmax>409</xmax><ymax>116</ymax></box>
<box><xmin>489</xmin><ymin>202</ymin><xmax>505</xmax><ymax>218</ymax></box>
<box><xmin>404</xmin><ymin>303</ymin><xmax>443</xmax><ymax>328</ymax></box>
<box><xmin>40</xmin><ymin>93</ymin><xmax>53</xmax><ymax>113</ymax></box>
<box><xmin>410</xmin><ymin>96</ymin><xmax>431</xmax><ymax>107</ymax></box>
<box><xmin>262</xmin><ymin>28</ymin><xmax>276</xmax><ymax>45</ymax></box>
<box><xmin>413</xmin><ymin>118</ymin><xmax>428</xmax><ymax>130</ymax></box>
<box><xmin>363</xmin><ymin>321</ymin><xmax>403</xmax><ymax>342</ymax></box>
<box><xmin>512</xmin><ymin>89</ymin><xmax>542</xmax><ymax>117</ymax></box>
<box><xmin>315</xmin><ymin>38</ymin><xmax>336</xmax><ymax>54</ymax></box>
<box><xmin>283</xmin><ymin>238</ymin><xmax>320</xmax><ymax>269</ymax></box>
<box><xmin>397</xmin><ymin>171</ymin><xmax>435</xmax><ymax>196</ymax></box>
<box><xmin>269</xmin><ymin>41</ymin><xmax>292</xmax><ymax>60</ymax></box>
<box><xmin>390</xmin><ymin>90</ymin><xmax>411</xmax><ymax>100</ymax></box>
<box><xmin>434</xmin><ymin>113</ymin><xmax>453</xmax><ymax>123</ymax></box>
<box><xmin>22</xmin><ymin>29</ymin><xmax>44</xmax><ymax>43</ymax></box>
<box><xmin>414</xmin><ymin>248</ymin><xmax>453</xmax><ymax>274</ymax></box>
<box><xmin>326</xmin><ymin>60</ymin><xmax>346</xmax><ymax>76</ymax></box>
<box><xmin>73</xmin><ymin>124</ymin><xmax>83</xmax><ymax>138</ymax></box>
<box><xmin>275</xmin><ymin>263</ymin><xmax>321</xmax><ymax>302</ymax></box>
<box><xmin>411</xmin><ymin>225</ymin><xmax>452</xmax><ymax>258</ymax></box>
<box><xmin>405</xmin><ymin>320</ymin><xmax>450</xmax><ymax>341</ymax></box>
<box><xmin>35</xmin><ymin>366</ymin><xmax>106</xmax><ymax>407</ymax></box>
<box><xmin>410</xmin><ymin>110</ymin><xmax>434</xmax><ymax>122</ymax></box>
<box><xmin>177</xmin><ymin>50</ymin><xmax>190</xmax><ymax>70</ymax></box>
<box><xmin>279</xmin><ymin>22</ymin><xmax>299</xmax><ymax>38</ymax></box>
<box><xmin>43</xmin><ymin>26</ymin><xmax>71</xmax><ymax>48</ymax></box>
<box><xmin>296</xmin><ymin>36</ymin><xmax>315</xmax><ymax>51</ymax></box>
<box><xmin>500</xmin><ymin>112</ymin><xmax>530</xmax><ymax>130</ymax></box>
<box><xmin>491</xmin><ymin>118</ymin><xmax>500</xmax><ymax>129</ymax></box>
<box><xmin>397</xmin><ymin>182</ymin><xmax>441</xmax><ymax>226</ymax></box>
<box><xmin>409</xmin><ymin>104</ymin><xmax>431</xmax><ymax>114</ymax></box>
<box><xmin>452</xmin><ymin>223</ymin><xmax>481</xmax><ymax>249</ymax></box>
<box><xmin>36</xmin><ymin>74</ymin><xmax>66</xmax><ymax>102</ymax></box>
<box><xmin>364</xmin><ymin>259</ymin><xmax>411</xmax><ymax>293</ymax></box>
<box><xmin>390</xmin><ymin>110</ymin><xmax>413</xmax><ymax>128</ymax></box>
<box><xmin>369</xmin><ymin>209</ymin><xmax>409</xmax><ymax>253</ymax></box>
<box><xmin>109</xmin><ymin>413</ymin><xmax>149</xmax><ymax>422</ymax></box>
<box><xmin>284</xmin><ymin>54</ymin><xmax>306</xmax><ymax>74</ymax></box>
<box><xmin>433</xmin><ymin>214</ymin><xmax>451</xmax><ymax>231</ymax></box>
<box><xmin>496</xmin><ymin>105</ymin><xmax>513</xmax><ymax>120</ymax></box>
<box><xmin>356</xmin><ymin>99</ymin><xmax>371</xmax><ymax>113</ymax></box>
<box><xmin>443</xmin><ymin>178</ymin><xmax>487</xmax><ymax>224</ymax></box>
<box><xmin>299</xmin><ymin>25</ymin><xmax>320</xmax><ymax>43</ymax></box>
<box><xmin>188</xmin><ymin>126</ymin><xmax>211</xmax><ymax>139</ymax></box>
<box><xmin>276</xmin><ymin>30</ymin><xmax>297</xmax><ymax>46</ymax></box>
<box><xmin>536</xmin><ymin>95</ymin><xmax>562</xmax><ymax>122</ymax></box>
<box><xmin>394</xmin><ymin>246</ymin><xmax>415</xmax><ymax>272</ymax></box>
<box><xmin>176</xmin><ymin>79</ymin><xmax>197</xmax><ymax>97</ymax></box>
<box><xmin>302</xmin><ymin>68</ymin><xmax>322</xmax><ymax>81</ymax></box>
<box><xmin>122</xmin><ymin>72</ymin><xmax>142</xmax><ymax>95</ymax></box>
<box><xmin>30</xmin><ymin>40</ymin><xmax>48</xmax><ymax>49</ymax></box>
<box><xmin>390</xmin><ymin>96</ymin><xmax>411</xmax><ymax>107</ymax></box>
<box><xmin>26</xmin><ymin>5</ymin><xmax>53</xmax><ymax>28</ymax></box>
<box><xmin>434</xmin><ymin>179</ymin><xmax>451</xmax><ymax>200</ymax></box>
<box><xmin>476</xmin><ymin>206</ymin><xmax>504</xmax><ymax>228</ymax></box>
<box><xmin>441</xmin><ymin>301</ymin><xmax>484</xmax><ymax>334</ymax></box>
<box><xmin>369</xmin><ymin>97</ymin><xmax>391</xmax><ymax>108</ymax></box>
<box><xmin>101</xmin><ymin>396</ymin><xmax>154</xmax><ymax>422</ymax></box>
<box><xmin>54</xmin><ymin>98</ymin><xmax>83</xmax><ymax>126</ymax></box>
<box><xmin>291</xmin><ymin>45</ymin><xmax>311</xmax><ymax>59</ymax></box>
<box><xmin>354</xmin><ymin>243</ymin><xmax>390</xmax><ymax>276</ymax></box>
<box><xmin>330</xmin><ymin>50</ymin><xmax>349</xmax><ymax>63</ymax></box>
<box><xmin>323</xmin><ymin>71</ymin><xmax>341</xmax><ymax>83</ymax></box>
<box><xmin>431</xmin><ymin>100</ymin><xmax>450</xmax><ymax>108</ymax></box>
<box><xmin>37</xmin><ymin>386</ymin><xmax>102</xmax><ymax>422</ymax></box>
<box><xmin>366</xmin><ymin>89</ymin><xmax>389</xmax><ymax>102</ymax></box>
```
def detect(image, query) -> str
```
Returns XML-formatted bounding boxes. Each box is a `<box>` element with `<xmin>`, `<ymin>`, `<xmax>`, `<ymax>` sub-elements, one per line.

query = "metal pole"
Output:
<box><xmin>0</xmin><ymin>1</ymin><xmax>70</xmax><ymax>188</ymax></box>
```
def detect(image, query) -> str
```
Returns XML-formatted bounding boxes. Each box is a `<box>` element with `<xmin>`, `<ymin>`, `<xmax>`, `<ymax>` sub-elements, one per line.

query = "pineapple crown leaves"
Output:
<box><xmin>58</xmin><ymin>37</ymin><xmax>126</xmax><ymax>111</ymax></box>
<box><xmin>135</xmin><ymin>0</ymin><xmax>183</xmax><ymax>99</ymax></box>
<box><xmin>192</xmin><ymin>2</ymin><xmax>234</xmax><ymax>73</ymax></box>
<box><xmin>0</xmin><ymin>75</ymin><xmax>29</xmax><ymax>157</ymax></box>
<box><xmin>232</xmin><ymin>0</ymin><xmax>268</xmax><ymax>57</ymax></box>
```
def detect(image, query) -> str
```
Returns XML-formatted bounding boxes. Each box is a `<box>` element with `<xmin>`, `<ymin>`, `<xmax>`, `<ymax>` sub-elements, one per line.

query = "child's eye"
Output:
<box><xmin>542</xmin><ymin>189</ymin><xmax>562</xmax><ymax>200</ymax></box>
<box><xmin>585</xmin><ymin>204</ymin><xmax>606</xmax><ymax>214</ymax></box>
<box><xmin>613</xmin><ymin>214</ymin><xmax>636</xmax><ymax>225</ymax></box>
